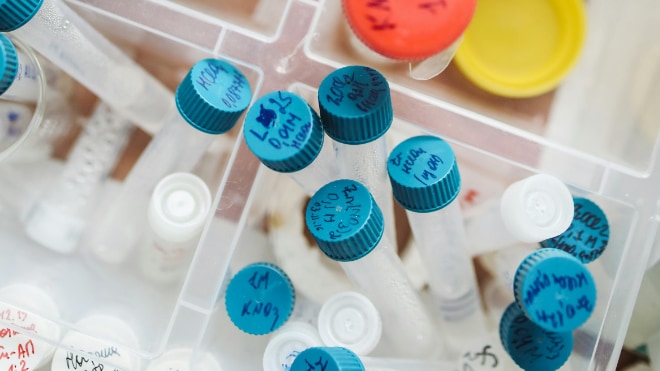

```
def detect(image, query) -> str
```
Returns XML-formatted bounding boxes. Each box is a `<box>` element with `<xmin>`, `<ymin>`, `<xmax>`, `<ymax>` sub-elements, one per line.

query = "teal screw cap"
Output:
<box><xmin>387</xmin><ymin>135</ymin><xmax>460</xmax><ymax>213</ymax></box>
<box><xmin>244</xmin><ymin>91</ymin><xmax>324</xmax><ymax>173</ymax></box>
<box><xmin>176</xmin><ymin>58</ymin><xmax>252</xmax><ymax>134</ymax></box>
<box><xmin>291</xmin><ymin>347</ymin><xmax>365</xmax><ymax>371</ymax></box>
<box><xmin>306</xmin><ymin>179</ymin><xmax>384</xmax><ymax>262</ymax></box>
<box><xmin>318</xmin><ymin>66</ymin><xmax>392</xmax><ymax>144</ymax></box>
<box><xmin>0</xmin><ymin>34</ymin><xmax>17</xmax><ymax>96</ymax></box>
<box><xmin>0</xmin><ymin>0</ymin><xmax>44</xmax><ymax>31</ymax></box>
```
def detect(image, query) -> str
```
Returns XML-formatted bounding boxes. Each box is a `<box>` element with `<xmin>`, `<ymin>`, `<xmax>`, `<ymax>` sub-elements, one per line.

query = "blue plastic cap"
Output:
<box><xmin>175</xmin><ymin>58</ymin><xmax>252</xmax><ymax>134</ymax></box>
<box><xmin>513</xmin><ymin>248</ymin><xmax>596</xmax><ymax>332</ymax></box>
<box><xmin>0</xmin><ymin>34</ymin><xmax>17</xmax><ymax>96</ymax></box>
<box><xmin>540</xmin><ymin>197</ymin><xmax>610</xmax><ymax>264</ymax></box>
<box><xmin>500</xmin><ymin>302</ymin><xmax>573</xmax><ymax>371</ymax></box>
<box><xmin>387</xmin><ymin>135</ymin><xmax>460</xmax><ymax>213</ymax></box>
<box><xmin>225</xmin><ymin>262</ymin><xmax>295</xmax><ymax>335</ymax></box>
<box><xmin>290</xmin><ymin>347</ymin><xmax>365</xmax><ymax>371</ymax></box>
<box><xmin>318</xmin><ymin>66</ymin><xmax>392</xmax><ymax>144</ymax></box>
<box><xmin>243</xmin><ymin>91</ymin><xmax>324</xmax><ymax>173</ymax></box>
<box><xmin>0</xmin><ymin>0</ymin><xmax>43</xmax><ymax>31</ymax></box>
<box><xmin>306</xmin><ymin>179</ymin><xmax>384</xmax><ymax>262</ymax></box>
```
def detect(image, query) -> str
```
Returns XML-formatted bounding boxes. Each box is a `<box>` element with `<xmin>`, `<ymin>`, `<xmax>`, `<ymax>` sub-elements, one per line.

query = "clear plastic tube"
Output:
<box><xmin>339</xmin><ymin>237</ymin><xmax>438</xmax><ymax>358</ymax></box>
<box><xmin>361</xmin><ymin>356</ymin><xmax>455</xmax><ymax>371</ymax></box>
<box><xmin>0</xmin><ymin>40</ymin><xmax>40</xmax><ymax>102</ymax></box>
<box><xmin>9</xmin><ymin>0</ymin><xmax>174</xmax><ymax>133</ymax></box>
<box><xmin>334</xmin><ymin>140</ymin><xmax>397</xmax><ymax>248</ymax></box>
<box><xmin>23</xmin><ymin>102</ymin><xmax>132</xmax><ymax>253</ymax></box>
<box><xmin>289</xmin><ymin>136</ymin><xmax>337</xmax><ymax>195</ymax></box>
<box><xmin>89</xmin><ymin>114</ymin><xmax>217</xmax><ymax>264</ymax></box>
<box><xmin>406</xmin><ymin>202</ymin><xmax>486</xmax><ymax>348</ymax></box>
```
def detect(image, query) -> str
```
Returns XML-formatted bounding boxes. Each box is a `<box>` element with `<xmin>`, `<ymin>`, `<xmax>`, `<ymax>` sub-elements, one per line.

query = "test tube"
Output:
<box><xmin>317</xmin><ymin>66</ymin><xmax>397</xmax><ymax>248</ymax></box>
<box><xmin>243</xmin><ymin>90</ymin><xmax>337</xmax><ymax>195</ymax></box>
<box><xmin>225</xmin><ymin>262</ymin><xmax>296</xmax><ymax>336</ymax></box>
<box><xmin>0</xmin><ymin>33</ymin><xmax>40</xmax><ymax>102</ymax></box>
<box><xmin>499</xmin><ymin>302</ymin><xmax>573</xmax><ymax>371</ymax></box>
<box><xmin>387</xmin><ymin>135</ymin><xmax>486</xmax><ymax>347</ymax></box>
<box><xmin>317</xmin><ymin>291</ymin><xmax>382</xmax><ymax>356</ymax></box>
<box><xmin>0</xmin><ymin>0</ymin><xmax>176</xmax><ymax>133</ymax></box>
<box><xmin>341</xmin><ymin>0</ymin><xmax>477</xmax><ymax>80</ymax></box>
<box><xmin>90</xmin><ymin>58</ymin><xmax>251</xmax><ymax>264</ymax></box>
<box><xmin>464</xmin><ymin>174</ymin><xmax>575</xmax><ymax>255</ymax></box>
<box><xmin>139</xmin><ymin>172</ymin><xmax>212</xmax><ymax>283</ymax></box>
<box><xmin>489</xmin><ymin>246</ymin><xmax>597</xmax><ymax>333</ymax></box>
<box><xmin>263</xmin><ymin>321</ymin><xmax>324</xmax><ymax>371</ymax></box>
<box><xmin>50</xmin><ymin>314</ymin><xmax>141</xmax><ymax>371</ymax></box>
<box><xmin>539</xmin><ymin>197</ymin><xmax>610</xmax><ymax>264</ymax></box>
<box><xmin>305</xmin><ymin>179</ymin><xmax>438</xmax><ymax>358</ymax></box>
<box><xmin>145</xmin><ymin>348</ymin><xmax>222</xmax><ymax>371</ymax></box>
<box><xmin>0</xmin><ymin>284</ymin><xmax>61</xmax><ymax>370</ymax></box>
<box><xmin>22</xmin><ymin>102</ymin><xmax>132</xmax><ymax>253</ymax></box>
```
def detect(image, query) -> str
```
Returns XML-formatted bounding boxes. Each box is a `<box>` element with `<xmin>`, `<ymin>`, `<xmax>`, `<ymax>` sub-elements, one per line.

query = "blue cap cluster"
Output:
<box><xmin>225</xmin><ymin>262</ymin><xmax>295</xmax><ymax>335</ymax></box>
<box><xmin>290</xmin><ymin>347</ymin><xmax>365</xmax><ymax>371</ymax></box>
<box><xmin>244</xmin><ymin>90</ymin><xmax>324</xmax><ymax>173</ymax></box>
<box><xmin>387</xmin><ymin>135</ymin><xmax>460</xmax><ymax>213</ymax></box>
<box><xmin>305</xmin><ymin>179</ymin><xmax>384</xmax><ymax>262</ymax></box>
<box><xmin>0</xmin><ymin>34</ymin><xmax>17</xmax><ymax>96</ymax></box>
<box><xmin>0</xmin><ymin>0</ymin><xmax>44</xmax><ymax>32</ymax></box>
<box><xmin>318</xmin><ymin>65</ymin><xmax>392</xmax><ymax>145</ymax></box>
<box><xmin>175</xmin><ymin>58</ymin><xmax>252</xmax><ymax>135</ymax></box>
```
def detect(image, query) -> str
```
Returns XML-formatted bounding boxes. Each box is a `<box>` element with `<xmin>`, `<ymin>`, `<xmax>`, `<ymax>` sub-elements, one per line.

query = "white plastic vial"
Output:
<box><xmin>140</xmin><ymin>172</ymin><xmax>212</xmax><ymax>283</ymax></box>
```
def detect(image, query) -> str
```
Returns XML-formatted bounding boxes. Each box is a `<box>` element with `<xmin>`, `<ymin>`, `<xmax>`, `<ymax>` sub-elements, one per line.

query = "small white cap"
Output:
<box><xmin>500</xmin><ymin>174</ymin><xmax>573</xmax><ymax>243</ymax></box>
<box><xmin>263</xmin><ymin>321</ymin><xmax>323</xmax><ymax>371</ymax></box>
<box><xmin>22</xmin><ymin>200</ymin><xmax>85</xmax><ymax>253</ymax></box>
<box><xmin>317</xmin><ymin>291</ymin><xmax>382</xmax><ymax>355</ymax></box>
<box><xmin>148</xmin><ymin>172</ymin><xmax>212</xmax><ymax>244</ymax></box>
<box><xmin>146</xmin><ymin>348</ymin><xmax>222</xmax><ymax>371</ymax></box>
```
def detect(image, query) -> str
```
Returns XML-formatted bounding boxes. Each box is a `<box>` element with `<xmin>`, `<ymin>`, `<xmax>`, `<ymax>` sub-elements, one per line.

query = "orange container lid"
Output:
<box><xmin>342</xmin><ymin>0</ymin><xmax>477</xmax><ymax>61</ymax></box>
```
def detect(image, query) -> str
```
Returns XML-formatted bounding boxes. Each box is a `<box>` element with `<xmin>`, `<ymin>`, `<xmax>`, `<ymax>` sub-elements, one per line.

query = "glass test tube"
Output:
<box><xmin>139</xmin><ymin>172</ymin><xmax>212</xmax><ymax>283</ymax></box>
<box><xmin>341</xmin><ymin>0</ymin><xmax>477</xmax><ymax>80</ymax></box>
<box><xmin>306</xmin><ymin>179</ymin><xmax>438</xmax><ymax>359</ymax></box>
<box><xmin>90</xmin><ymin>59</ymin><xmax>251</xmax><ymax>264</ymax></box>
<box><xmin>243</xmin><ymin>90</ymin><xmax>337</xmax><ymax>195</ymax></box>
<box><xmin>464</xmin><ymin>174</ymin><xmax>575</xmax><ymax>255</ymax></box>
<box><xmin>0</xmin><ymin>0</ymin><xmax>175</xmax><ymax>133</ymax></box>
<box><xmin>317</xmin><ymin>66</ymin><xmax>397</xmax><ymax>248</ymax></box>
<box><xmin>387</xmin><ymin>135</ymin><xmax>485</xmax><ymax>353</ymax></box>
<box><xmin>23</xmin><ymin>102</ymin><xmax>132</xmax><ymax>254</ymax></box>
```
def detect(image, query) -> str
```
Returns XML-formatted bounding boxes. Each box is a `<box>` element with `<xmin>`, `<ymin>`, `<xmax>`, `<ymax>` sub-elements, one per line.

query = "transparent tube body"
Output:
<box><xmin>361</xmin><ymin>356</ymin><xmax>454</xmax><ymax>371</ymax></box>
<box><xmin>89</xmin><ymin>116</ymin><xmax>217</xmax><ymax>264</ymax></box>
<box><xmin>406</xmin><ymin>202</ymin><xmax>486</xmax><ymax>352</ymax></box>
<box><xmin>339</xmin><ymin>238</ymin><xmax>438</xmax><ymax>358</ymax></box>
<box><xmin>334</xmin><ymin>140</ymin><xmax>396</xmax><ymax>248</ymax></box>
<box><xmin>288</xmin><ymin>135</ymin><xmax>338</xmax><ymax>195</ymax></box>
<box><xmin>139</xmin><ymin>228</ymin><xmax>198</xmax><ymax>284</ymax></box>
<box><xmin>1</xmin><ymin>47</ymin><xmax>40</xmax><ymax>102</ymax></box>
<box><xmin>346</xmin><ymin>21</ymin><xmax>462</xmax><ymax>80</ymax></box>
<box><xmin>464</xmin><ymin>200</ymin><xmax>518</xmax><ymax>254</ymax></box>
<box><xmin>23</xmin><ymin>102</ymin><xmax>132</xmax><ymax>253</ymax></box>
<box><xmin>12</xmin><ymin>0</ymin><xmax>174</xmax><ymax>133</ymax></box>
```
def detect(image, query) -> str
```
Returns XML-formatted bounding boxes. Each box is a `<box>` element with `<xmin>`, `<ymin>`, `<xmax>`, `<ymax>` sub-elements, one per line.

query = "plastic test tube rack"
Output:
<box><xmin>0</xmin><ymin>0</ymin><xmax>658</xmax><ymax>370</ymax></box>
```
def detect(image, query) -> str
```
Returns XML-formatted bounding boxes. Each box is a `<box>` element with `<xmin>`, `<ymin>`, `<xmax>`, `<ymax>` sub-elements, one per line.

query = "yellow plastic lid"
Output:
<box><xmin>454</xmin><ymin>0</ymin><xmax>586</xmax><ymax>98</ymax></box>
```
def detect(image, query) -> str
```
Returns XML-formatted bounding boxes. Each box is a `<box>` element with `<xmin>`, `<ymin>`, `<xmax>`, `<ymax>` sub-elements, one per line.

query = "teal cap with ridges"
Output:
<box><xmin>224</xmin><ymin>262</ymin><xmax>295</xmax><ymax>335</ymax></box>
<box><xmin>0</xmin><ymin>0</ymin><xmax>44</xmax><ymax>31</ymax></box>
<box><xmin>540</xmin><ymin>197</ymin><xmax>610</xmax><ymax>264</ymax></box>
<box><xmin>290</xmin><ymin>347</ymin><xmax>365</xmax><ymax>371</ymax></box>
<box><xmin>175</xmin><ymin>58</ymin><xmax>252</xmax><ymax>135</ymax></box>
<box><xmin>306</xmin><ymin>179</ymin><xmax>384</xmax><ymax>262</ymax></box>
<box><xmin>513</xmin><ymin>248</ymin><xmax>597</xmax><ymax>332</ymax></box>
<box><xmin>243</xmin><ymin>91</ymin><xmax>324</xmax><ymax>173</ymax></box>
<box><xmin>500</xmin><ymin>302</ymin><xmax>573</xmax><ymax>371</ymax></box>
<box><xmin>318</xmin><ymin>65</ymin><xmax>392</xmax><ymax>144</ymax></box>
<box><xmin>0</xmin><ymin>34</ymin><xmax>17</xmax><ymax>95</ymax></box>
<box><xmin>387</xmin><ymin>135</ymin><xmax>460</xmax><ymax>213</ymax></box>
